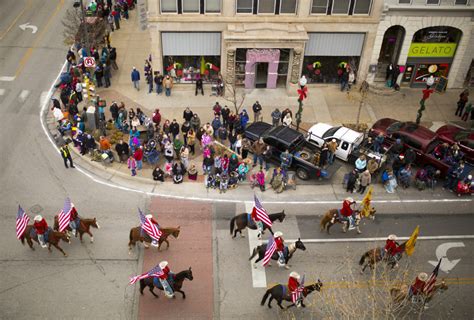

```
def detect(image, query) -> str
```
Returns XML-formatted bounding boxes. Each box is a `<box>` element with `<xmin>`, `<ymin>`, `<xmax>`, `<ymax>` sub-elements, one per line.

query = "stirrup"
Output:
<box><xmin>151</xmin><ymin>240</ymin><xmax>159</xmax><ymax>247</ymax></box>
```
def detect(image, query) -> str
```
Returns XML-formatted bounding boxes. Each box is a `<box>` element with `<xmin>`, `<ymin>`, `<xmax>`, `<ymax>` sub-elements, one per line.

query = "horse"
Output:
<box><xmin>359</xmin><ymin>247</ymin><xmax>402</xmax><ymax>272</ymax></box>
<box><xmin>139</xmin><ymin>267</ymin><xmax>193</xmax><ymax>299</ymax></box>
<box><xmin>260</xmin><ymin>279</ymin><xmax>323</xmax><ymax>309</ymax></box>
<box><xmin>128</xmin><ymin>226</ymin><xmax>180</xmax><ymax>254</ymax></box>
<box><xmin>390</xmin><ymin>280</ymin><xmax>448</xmax><ymax>305</ymax></box>
<box><xmin>230</xmin><ymin>210</ymin><xmax>286</xmax><ymax>238</ymax></box>
<box><xmin>53</xmin><ymin>215</ymin><xmax>100</xmax><ymax>243</ymax></box>
<box><xmin>20</xmin><ymin>225</ymin><xmax>71</xmax><ymax>256</ymax></box>
<box><xmin>248</xmin><ymin>238</ymin><xmax>306</xmax><ymax>268</ymax></box>
<box><xmin>320</xmin><ymin>207</ymin><xmax>376</xmax><ymax>234</ymax></box>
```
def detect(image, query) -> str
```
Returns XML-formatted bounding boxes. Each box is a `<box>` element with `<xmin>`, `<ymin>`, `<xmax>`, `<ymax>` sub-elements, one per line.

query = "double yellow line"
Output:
<box><xmin>0</xmin><ymin>0</ymin><xmax>33</xmax><ymax>41</ymax></box>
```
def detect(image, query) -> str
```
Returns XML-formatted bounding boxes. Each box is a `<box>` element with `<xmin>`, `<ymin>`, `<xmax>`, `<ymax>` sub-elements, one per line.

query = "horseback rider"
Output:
<box><xmin>145</xmin><ymin>214</ymin><xmax>160</xmax><ymax>247</ymax></box>
<box><xmin>274</xmin><ymin>231</ymin><xmax>288</xmax><ymax>269</ymax></box>
<box><xmin>409</xmin><ymin>272</ymin><xmax>428</xmax><ymax>298</ymax></box>
<box><xmin>288</xmin><ymin>271</ymin><xmax>303</xmax><ymax>307</ymax></box>
<box><xmin>158</xmin><ymin>261</ymin><xmax>175</xmax><ymax>298</ymax></box>
<box><xmin>251</xmin><ymin>206</ymin><xmax>264</xmax><ymax>239</ymax></box>
<box><xmin>69</xmin><ymin>203</ymin><xmax>80</xmax><ymax>236</ymax></box>
<box><xmin>384</xmin><ymin>234</ymin><xmax>404</xmax><ymax>268</ymax></box>
<box><xmin>338</xmin><ymin>197</ymin><xmax>357</xmax><ymax>230</ymax></box>
<box><xmin>33</xmin><ymin>215</ymin><xmax>49</xmax><ymax>248</ymax></box>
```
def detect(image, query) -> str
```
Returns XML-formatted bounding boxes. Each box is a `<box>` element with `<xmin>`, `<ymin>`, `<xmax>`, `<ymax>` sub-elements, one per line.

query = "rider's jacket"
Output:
<box><xmin>340</xmin><ymin>200</ymin><xmax>354</xmax><ymax>217</ymax></box>
<box><xmin>410</xmin><ymin>277</ymin><xmax>426</xmax><ymax>295</ymax></box>
<box><xmin>70</xmin><ymin>207</ymin><xmax>78</xmax><ymax>221</ymax></box>
<box><xmin>159</xmin><ymin>266</ymin><xmax>171</xmax><ymax>280</ymax></box>
<box><xmin>251</xmin><ymin>207</ymin><xmax>260</xmax><ymax>221</ymax></box>
<box><xmin>384</xmin><ymin>239</ymin><xmax>403</xmax><ymax>256</ymax></box>
<box><xmin>34</xmin><ymin>219</ymin><xmax>48</xmax><ymax>234</ymax></box>
<box><xmin>288</xmin><ymin>276</ymin><xmax>300</xmax><ymax>292</ymax></box>
<box><xmin>274</xmin><ymin>236</ymin><xmax>284</xmax><ymax>251</ymax></box>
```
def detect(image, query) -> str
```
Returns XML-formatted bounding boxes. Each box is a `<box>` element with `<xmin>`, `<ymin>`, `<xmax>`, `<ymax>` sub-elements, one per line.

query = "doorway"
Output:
<box><xmin>255</xmin><ymin>63</ymin><xmax>269</xmax><ymax>88</ymax></box>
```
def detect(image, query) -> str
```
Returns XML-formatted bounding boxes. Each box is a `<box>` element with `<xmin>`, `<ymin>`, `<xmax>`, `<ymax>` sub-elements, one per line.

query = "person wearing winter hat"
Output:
<box><xmin>288</xmin><ymin>271</ymin><xmax>303</xmax><ymax>307</ymax></box>
<box><xmin>33</xmin><ymin>215</ymin><xmax>49</xmax><ymax>248</ymax></box>
<box><xmin>158</xmin><ymin>261</ymin><xmax>175</xmax><ymax>298</ymax></box>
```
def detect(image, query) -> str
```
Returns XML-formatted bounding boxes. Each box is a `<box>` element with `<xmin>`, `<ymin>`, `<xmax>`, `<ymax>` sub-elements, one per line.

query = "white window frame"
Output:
<box><xmin>398</xmin><ymin>0</ymin><xmax>412</xmax><ymax>4</ymax></box>
<box><xmin>236</xmin><ymin>0</ymin><xmax>254</xmax><ymax>14</ymax></box>
<box><xmin>257</xmin><ymin>0</ymin><xmax>276</xmax><ymax>14</ymax></box>
<box><xmin>310</xmin><ymin>0</ymin><xmax>329</xmax><ymax>15</ymax></box>
<box><xmin>181</xmin><ymin>0</ymin><xmax>200</xmax><ymax>14</ymax></box>
<box><xmin>352</xmin><ymin>0</ymin><xmax>372</xmax><ymax>15</ymax></box>
<box><xmin>331</xmin><ymin>0</ymin><xmax>350</xmax><ymax>15</ymax></box>
<box><xmin>279</xmin><ymin>0</ymin><xmax>298</xmax><ymax>15</ymax></box>
<box><xmin>205</xmin><ymin>0</ymin><xmax>222</xmax><ymax>13</ymax></box>
<box><xmin>160</xmin><ymin>0</ymin><xmax>178</xmax><ymax>14</ymax></box>
<box><xmin>454</xmin><ymin>0</ymin><xmax>469</xmax><ymax>5</ymax></box>
<box><xmin>426</xmin><ymin>0</ymin><xmax>440</xmax><ymax>5</ymax></box>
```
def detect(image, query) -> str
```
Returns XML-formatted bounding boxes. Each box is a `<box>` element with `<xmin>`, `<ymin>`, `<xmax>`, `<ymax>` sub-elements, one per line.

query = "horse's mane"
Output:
<box><xmin>175</xmin><ymin>269</ymin><xmax>190</xmax><ymax>280</ymax></box>
<box><xmin>268</xmin><ymin>211</ymin><xmax>284</xmax><ymax>217</ymax></box>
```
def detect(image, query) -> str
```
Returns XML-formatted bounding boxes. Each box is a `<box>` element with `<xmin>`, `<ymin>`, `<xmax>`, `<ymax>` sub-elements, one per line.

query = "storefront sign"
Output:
<box><xmin>408</xmin><ymin>43</ymin><xmax>457</xmax><ymax>58</ymax></box>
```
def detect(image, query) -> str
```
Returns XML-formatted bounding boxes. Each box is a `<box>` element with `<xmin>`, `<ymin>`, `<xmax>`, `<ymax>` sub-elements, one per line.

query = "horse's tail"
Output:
<box><xmin>260</xmin><ymin>289</ymin><xmax>271</xmax><ymax>306</ymax></box>
<box><xmin>229</xmin><ymin>216</ymin><xmax>236</xmax><ymax>235</ymax></box>
<box><xmin>139</xmin><ymin>278</ymin><xmax>146</xmax><ymax>294</ymax></box>
<box><xmin>128</xmin><ymin>228</ymin><xmax>133</xmax><ymax>246</ymax></box>
<box><xmin>320</xmin><ymin>215</ymin><xmax>328</xmax><ymax>231</ymax></box>
<box><xmin>359</xmin><ymin>251</ymin><xmax>369</xmax><ymax>266</ymax></box>
<box><xmin>249</xmin><ymin>247</ymin><xmax>258</xmax><ymax>261</ymax></box>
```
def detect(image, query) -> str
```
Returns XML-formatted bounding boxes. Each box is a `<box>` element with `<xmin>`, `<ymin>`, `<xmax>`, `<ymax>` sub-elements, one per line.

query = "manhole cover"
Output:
<box><xmin>29</xmin><ymin>204</ymin><xmax>43</xmax><ymax>214</ymax></box>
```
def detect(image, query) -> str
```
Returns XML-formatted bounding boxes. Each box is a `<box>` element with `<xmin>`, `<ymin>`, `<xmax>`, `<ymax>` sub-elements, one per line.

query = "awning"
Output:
<box><xmin>305</xmin><ymin>33</ymin><xmax>365</xmax><ymax>56</ymax></box>
<box><xmin>162</xmin><ymin>32</ymin><xmax>221</xmax><ymax>56</ymax></box>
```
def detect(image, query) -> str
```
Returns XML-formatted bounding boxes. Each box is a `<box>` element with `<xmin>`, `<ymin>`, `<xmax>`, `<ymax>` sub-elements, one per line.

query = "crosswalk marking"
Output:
<box><xmin>245</xmin><ymin>201</ymin><xmax>267</xmax><ymax>288</ymax></box>
<box><xmin>18</xmin><ymin>89</ymin><xmax>30</xmax><ymax>102</ymax></box>
<box><xmin>0</xmin><ymin>76</ymin><xmax>15</xmax><ymax>81</ymax></box>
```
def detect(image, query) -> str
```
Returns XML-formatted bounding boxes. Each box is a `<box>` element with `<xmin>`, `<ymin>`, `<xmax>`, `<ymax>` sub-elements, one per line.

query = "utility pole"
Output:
<box><xmin>356</xmin><ymin>80</ymin><xmax>369</xmax><ymax>130</ymax></box>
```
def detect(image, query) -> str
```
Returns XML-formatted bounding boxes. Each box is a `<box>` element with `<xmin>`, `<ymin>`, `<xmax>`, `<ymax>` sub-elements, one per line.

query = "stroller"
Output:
<box><xmin>144</xmin><ymin>139</ymin><xmax>159</xmax><ymax>165</ymax></box>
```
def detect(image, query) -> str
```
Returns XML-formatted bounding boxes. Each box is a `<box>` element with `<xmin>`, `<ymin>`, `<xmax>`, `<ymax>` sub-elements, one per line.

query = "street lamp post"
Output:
<box><xmin>296</xmin><ymin>76</ymin><xmax>308</xmax><ymax>131</ymax></box>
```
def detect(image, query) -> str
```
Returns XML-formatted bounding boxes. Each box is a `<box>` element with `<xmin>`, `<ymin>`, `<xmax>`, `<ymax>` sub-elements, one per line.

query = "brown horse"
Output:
<box><xmin>20</xmin><ymin>225</ymin><xmax>71</xmax><ymax>256</ymax></box>
<box><xmin>230</xmin><ymin>210</ymin><xmax>286</xmax><ymax>238</ymax></box>
<box><xmin>359</xmin><ymin>247</ymin><xmax>402</xmax><ymax>272</ymax></box>
<box><xmin>320</xmin><ymin>207</ymin><xmax>376</xmax><ymax>234</ymax></box>
<box><xmin>128</xmin><ymin>226</ymin><xmax>180</xmax><ymax>254</ymax></box>
<box><xmin>53</xmin><ymin>215</ymin><xmax>100</xmax><ymax>243</ymax></box>
<box><xmin>260</xmin><ymin>280</ymin><xmax>323</xmax><ymax>309</ymax></box>
<box><xmin>390</xmin><ymin>280</ymin><xmax>448</xmax><ymax>305</ymax></box>
<box><xmin>139</xmin><ymin>267</ymin><xmax>193</xmax><ymax>299</ymax></box>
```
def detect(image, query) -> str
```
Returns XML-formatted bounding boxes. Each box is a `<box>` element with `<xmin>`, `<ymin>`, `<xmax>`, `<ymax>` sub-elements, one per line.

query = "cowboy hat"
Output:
<box><xmin>418</xmin><ymin>272</ymin><xmax>428</xmax><ymax>282</ymax></box>
<box><xmin>388</xmin><ymin>234</ymin><xmax>397</xmax><ymax>241</ymax></box>
<box><xmin>345</xmin><ymin>197</ymin><xmax>355</xmax><ymax>203</ymax></box>
<box><xmin>145</xmin><ymin>214</ymin><xmax>153</xmax><ymax>219</ymax></box>
<box><xmin>34</xmin><ymin>215</ymin><xmax>43</xmax><ymax>221</ymax></box>
<box><xmin>274</xmin><ymin>231</ymin><xmax>283</xmax><ymax>238</ymax></box>
<box><xmin>159</xmin><ymin>261</ymin><xmax>168</xmax><ymax>269</ymax></box>
<box><xmin>289</xmin><ymin>271</ymin><xmax>300</xmax><ymax>280</ymax></box>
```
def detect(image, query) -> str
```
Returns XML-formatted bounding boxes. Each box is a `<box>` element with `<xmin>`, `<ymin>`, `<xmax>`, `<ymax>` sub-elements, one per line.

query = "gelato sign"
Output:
<box><xmin>408</xmin><ymin>43</ymin><xmax>457</xmax><ymax>58</ymax></box>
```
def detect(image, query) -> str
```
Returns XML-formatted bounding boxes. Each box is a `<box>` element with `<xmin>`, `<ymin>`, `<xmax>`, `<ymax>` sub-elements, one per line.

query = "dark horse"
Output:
<box><xmin>359</xmin><ymin>247</ymin><xmax>402</xmax><ymax>272</ymax></box>
<box><xmin>320</xmin><ymin>208</ymin><xmax>376</xmax><ymax>235</ymax></box>
<box><xmin>230</xmin><ymin>210</ymin><xmax>285</xmax><ymax>238</ymax></box>
<box><xmin>261</xmin><ymin>280</ymin><xmax>323</xmax><ymax>309</ymax></box>
<box><xmin>128</xmin><ymin>226</ymin><xmax>180</xmax><ymax>254</ymax></box>
<box><xmin>53</xmin><ymin>215</ymin><xmax>100</xmax><ymax>243</ymax></box>
<box><xmin>249</xmin><ymin>238</ymin><xmax>306</xmax><ymax>267</ymax></box>
<box><xmin>139</xmin><ymin>267</ymin><xmax>193</xmax><ymax>299</ymax></box>
<box><xmin>20</xmin><ymin>225</ymin><xmax>71</xmax><ymax>256</ymax></box>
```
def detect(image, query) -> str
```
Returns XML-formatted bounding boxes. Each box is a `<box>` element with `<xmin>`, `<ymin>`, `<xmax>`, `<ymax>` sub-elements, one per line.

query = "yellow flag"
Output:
<box><xmin>360</xmin><ymin>186</ymin><xmax>373</xmax><ymax>217</ymax></box>
<box><xmin>200</xmin><ymin>56</ymin><xmax>206</xmax><ymax>75</ymax></box>
<box><xmin>404</xmin><ymin>225</ymin><xmax>420</xmax><ymax>256</ymax></box>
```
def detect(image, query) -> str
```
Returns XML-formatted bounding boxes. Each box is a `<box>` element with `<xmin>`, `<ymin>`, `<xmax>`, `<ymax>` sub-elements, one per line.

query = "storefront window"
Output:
<box><xmin>258</xmin><ymin>0</ymin><xmax>275</xmax><ymax>13</ymax></box>
<box><xmin>302</xmin><ymin>56</ymin><xmax>360</xmax><ymax>84</ymax></box>
<box><xmin>182</xmin><ymin>0</ymin><xmax>200</xmax><ymax>13</ymax></box>
<box><xmin>205</xmin><ymin>0</ymin><xmax>221</xmax><ymax>12</ymax></box>
<box><xmin>237</xmin><ymin>0</ymin><xmax>253</xmax><ymax>13</ymax></box>
<box><xmin>280</xmin><ymin>0</ymin><xmax>297</xmax><ymax>14</ymax></box>
<box><xmin>412</xmin><ymin>26</ymin><xmax>462</xmax><ymax>44</ymax></box>
<box><xmin>353</xmin><ymin>0</ymin><xmax>372</xmax><ymax>15</ymax></box>
<box><xmin>332</xmin><ymin>0</ymin><xmax>350</xmax><ymax>14</ymax></box>
<box><xmin>161</xmin><ymin>0</ymin><xmax>177</xmax><ymax>13</ymax></box>
<box><xmin>413</xmin><ymin>63</ymin><xmax>450</xmax><ymax>84</ymax></box>
<box><xmin>311</xmin><ymin>0</ymin><xmax>328</xmax><ymax>14</ymax></box>
<box><xmin>163</xmin><ymin>56</ymin><xmax>220</xmax><ymax>83</ymax></box>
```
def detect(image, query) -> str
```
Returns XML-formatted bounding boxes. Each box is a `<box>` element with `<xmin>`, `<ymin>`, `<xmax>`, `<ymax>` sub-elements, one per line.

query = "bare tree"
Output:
<box><xmin>62</xmin><ymin>9</ymin><xmax>107</xmax><ymax>49</ymax></box>
<box><xmin>222</xmin><ymin>78</ymin><xmax>246</xmax><ymax>115</ymax></box>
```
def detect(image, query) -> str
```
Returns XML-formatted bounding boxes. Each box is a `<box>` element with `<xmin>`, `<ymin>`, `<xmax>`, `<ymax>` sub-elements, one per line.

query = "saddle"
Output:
<box><xmin>247</xmin><ymin>214</ymin><xmax>256</xmax><ymax>228</ymax></box>
<box><xmin>153</xmin><ymin>273</ymin><xmax>175</xmax><ymax>289</ymax></box>
<box><xmin>30</xmin><ymin>227</ymin><xmax>52</xmax><ymax>243</ymax></box>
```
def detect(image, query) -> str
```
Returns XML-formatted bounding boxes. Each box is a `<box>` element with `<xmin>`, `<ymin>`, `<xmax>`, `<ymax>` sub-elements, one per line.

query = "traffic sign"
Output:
<box><xmin>84</xmin><ymin>57</ymin><xmax>96</xmax><ymax>68</ymax></box>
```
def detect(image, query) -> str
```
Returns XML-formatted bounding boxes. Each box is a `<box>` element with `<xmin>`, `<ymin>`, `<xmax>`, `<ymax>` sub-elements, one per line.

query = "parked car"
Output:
<box><xmin>245</xmin><ymin>122</ymin><xmax>322</xmax><ymax>180</ymax></box>
<box><xmin>436</xmin><ymin>125</ymin><xmax>474</xmax><ymax>164</ymax></box>
<box><xmin>369</xmin><ymin>118</ymin><xmax>450</xmax><ymax>177</ymax></box>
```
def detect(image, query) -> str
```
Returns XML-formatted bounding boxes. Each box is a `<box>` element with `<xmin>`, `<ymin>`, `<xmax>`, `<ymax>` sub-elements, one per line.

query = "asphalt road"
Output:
<box><xmin>0</xmin><ymin>1</ymin><xmax>473</xmax><ymax>319</ymax></box>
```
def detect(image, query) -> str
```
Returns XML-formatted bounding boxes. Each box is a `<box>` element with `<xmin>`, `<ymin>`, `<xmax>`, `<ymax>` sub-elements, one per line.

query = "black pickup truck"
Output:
<box><xmin>244</xmin><ymin>122</ymin><xmax>322</xmax><ymax>180</ymax></box>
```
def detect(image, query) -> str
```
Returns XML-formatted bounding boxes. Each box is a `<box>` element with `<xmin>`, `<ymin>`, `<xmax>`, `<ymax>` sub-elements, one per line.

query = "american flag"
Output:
<box><xmin>253</xmin><ymin>195</ymin><xmax>272</xmax><ymax>228</ymax></box>
<box><xmin>423</xmin><ymin>259</ymin><xmax>441</xmax><ymax>294</ymax></box>
<box><xmin>139</xmin><ymin>209</ymin><xmax>162</xmax><ymax>241</ymax></box>
<box><xmin>58</xmin><ymin>197</ymin><xmax>73</xmax><ymax>232</ymax></box>
<box><xmin>291</xmin><ymin>274</ymin><xmax>305</xmax><ymax>303</ymax></box>
<box><xmin>129</xmin><ymin>263</ymin><xmax>164</xmax><ymax>285</ymax></box>
<box><xmin>262</xmin><ymin>235</ymin><xmax>276</xmax><ymax>267</ymax></box>
<box><xmin>16</xmin><ymin>205</ymin><xmax>30</xmax><ymax>239</ymax></box>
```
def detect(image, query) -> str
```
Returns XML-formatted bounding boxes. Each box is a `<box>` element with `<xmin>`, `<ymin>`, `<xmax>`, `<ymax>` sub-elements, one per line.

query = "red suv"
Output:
<box><xmin>436</xmin><ymin>125</ymin><xmax>474</xmax><ymax>164</ymax></box>
<box><xmin>369</xmin><ymin>118</ymin><xmax>450</xmax><ymax>176</ymax></box>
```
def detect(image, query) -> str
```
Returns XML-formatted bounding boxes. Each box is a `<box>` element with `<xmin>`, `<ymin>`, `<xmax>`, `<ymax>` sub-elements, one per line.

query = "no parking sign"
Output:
<box><xmin>84</xmin><ymin>57</ymin><xmax>96</xmax><ymax>68</ymax></box>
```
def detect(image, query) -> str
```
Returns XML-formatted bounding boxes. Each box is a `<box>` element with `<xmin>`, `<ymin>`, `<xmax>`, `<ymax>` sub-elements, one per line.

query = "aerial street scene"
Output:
<box><xmin>1</xmin><ymin>0</ymin><xmax>473</xmax><ymax>319</ymax></box>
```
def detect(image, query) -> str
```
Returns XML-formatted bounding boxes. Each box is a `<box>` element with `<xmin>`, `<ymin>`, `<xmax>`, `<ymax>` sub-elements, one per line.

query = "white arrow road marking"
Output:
<box><xmin>18</xmin><ymin>90</ymin><xmax>30</xmax><ymax>102</ymax></box>
<box><xmin>245</xmin><ymin>201</ymin><xmax>267</xmax><ymax>288</ymax></box>
<box><xmin>429</xmin><ymin>242</ymin><xmax>466</xmax><ymax>273</ymax></box>
<box><xmin>0</xmin><ymin>76</ymin><xmax>15</xmax><ymax>81</ymax></box>
<box><xmin>19</xmin><ymin>23</ymin><xmax>37</xmax><ymax>34</ymax></box>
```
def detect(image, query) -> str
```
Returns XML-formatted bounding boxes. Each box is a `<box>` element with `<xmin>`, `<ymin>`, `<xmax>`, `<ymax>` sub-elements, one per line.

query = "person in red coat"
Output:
<box><xmin>384</xmin><ymin>234</ymin><xmax>404</xmax><ymax>267</ymax></box>
<box><xmin>338</xmin><ymin>197</ymin><xmax>357</xmax><ymax>230</ymax></box>
<box><xmin>274</xmin><ymin>231</ymin><xmax>288</xmax><ymax>269</ymax></box>
<box><xmin>288</xmin><ymin>271</ymin><xmax>302</xmax><ymax>307</ymax></box>
<box><xmin>134</xmin><ymin>146</ymin><xmax>144</xmax><ymax>170</ymax></box>
<box><xmin>158</xmin><ymin>261</ymin><xmax>174</xmax><ymax>298</ymax></box>
<box><xmin>69</xmin><ymin>204</ymin><xmax>80</xmax><ymax>236</ymax></box>
<box><xmin>33</xmin><ymin>215</ymin><xmax>49</xmax><ymax>248</ymax></box>
<box><xmin>410</xmin><ymin>272</ymin><xmax>428</xmax><ymax>297</ymax></box>
<box><xmin>250</xmin><ymin>207</ymin><xmax>264</xmax><ymax>238</ymax></box>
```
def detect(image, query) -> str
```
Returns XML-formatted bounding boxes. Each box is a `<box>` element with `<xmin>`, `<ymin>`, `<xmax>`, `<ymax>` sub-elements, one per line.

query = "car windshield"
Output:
<box><xmin>323</xmin><ymin>126</ymin><xmax>341</xmax><ymax>139</ymax></box>
<box><xmin>426</xmin><ymin>140</ymin><xmax>441</xmax><ymax>153</ymax></box>
<box><xmin>387</xmin><ymin>121</ymin><xmax>405</xmax><ymax>134</ymax></box>
<box><xmin>461</xmin><ymin>140</ymin><xmax>474</xmax><ymax>149</ymax></box>
<box><xmin>453</xmin><ymin>131</ymin><xmax>470</xmax><ymax>141</ymax></box>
